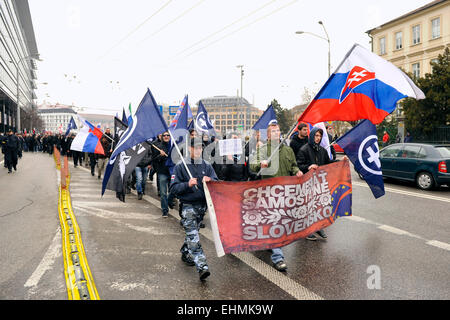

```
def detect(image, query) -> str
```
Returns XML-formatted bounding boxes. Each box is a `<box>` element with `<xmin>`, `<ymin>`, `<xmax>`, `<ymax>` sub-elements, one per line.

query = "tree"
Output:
<box><xmin>401</xmin><ymin>47</ymin><xmax>450</xmax><ymax>138</ymax></box>
<box><xmin>269</xmin><ymin>99</ymin><xmax>291</xmax><ymax>134</ymax></box>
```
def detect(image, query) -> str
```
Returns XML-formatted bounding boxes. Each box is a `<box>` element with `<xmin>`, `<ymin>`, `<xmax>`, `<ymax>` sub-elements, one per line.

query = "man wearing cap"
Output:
<box><xmin>250</xmin><ymin>121</ymin><xmax>303</xmax><ymax>272</ymax></box>
<box><xmin>169</xmin><ymin>138</ymin><xmax>218</xmax><ymax>281</ymax></box>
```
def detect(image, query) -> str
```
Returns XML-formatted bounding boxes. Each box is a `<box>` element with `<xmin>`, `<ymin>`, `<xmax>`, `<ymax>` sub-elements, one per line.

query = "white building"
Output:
<box><xmin>38</xmin><ymin>104</ymin><xmax>77</xmax><ymax>133</ymax></box>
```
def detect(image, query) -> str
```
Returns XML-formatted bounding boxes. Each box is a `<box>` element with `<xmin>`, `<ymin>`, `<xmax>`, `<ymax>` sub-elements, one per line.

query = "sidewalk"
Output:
<box><xmin>0</xmin><ymin>152</ymin><xmax>66</xmax><ymax>299</ymax></box>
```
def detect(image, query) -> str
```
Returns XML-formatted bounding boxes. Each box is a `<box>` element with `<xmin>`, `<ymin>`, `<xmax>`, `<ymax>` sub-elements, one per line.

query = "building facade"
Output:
<box><xmin>194</xmin><ymin>96</ymin><xmax>263</xmax><ymax>135</ymax></box>
<box><xmin>158</xmin><ymin>96</ymin><xmax>264</xmax><ymax>136</ymax></box>
<box><xmin>367</xmin><ymin>0</ymin><xmax>449</xmax><ymax>78</ymax></box>
<box><xmin>38</xmin><ymin>104</ymin><xmax>77</xmax><ymax>133</ymax></box>
<box><xmin>0</xmin><ymin>0</ymin><xmax>39</xmax><ymax>133</ymax></box>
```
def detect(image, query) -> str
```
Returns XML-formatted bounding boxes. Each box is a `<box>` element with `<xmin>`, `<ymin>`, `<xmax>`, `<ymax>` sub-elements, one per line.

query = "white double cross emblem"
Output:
<box><xmin>366</xmin><ymin>143</ymin><xmax>381</xmax><ymax>168</ymax></box>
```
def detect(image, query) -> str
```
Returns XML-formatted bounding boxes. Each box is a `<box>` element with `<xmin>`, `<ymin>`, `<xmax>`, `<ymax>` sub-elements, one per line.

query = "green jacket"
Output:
<box><xmin>250</xmin><ymin>142</ymin><xmax>300</xmax><ymax>179</ymax></box>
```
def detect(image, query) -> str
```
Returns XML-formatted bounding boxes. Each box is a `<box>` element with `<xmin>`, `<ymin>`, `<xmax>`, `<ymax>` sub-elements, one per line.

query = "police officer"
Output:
<box><xmin>169</xmin><ymin>139</ymin><xmax>218</xmax><ymax>281</ymax></box>
<box><xmin>5</xmin><ymin>129</ymin><xmax>20</xmax><ymax>173</ymax></box>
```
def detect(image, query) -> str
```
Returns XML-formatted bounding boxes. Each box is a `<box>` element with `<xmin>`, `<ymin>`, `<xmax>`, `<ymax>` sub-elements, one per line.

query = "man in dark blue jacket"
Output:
<box><xmin>170</xmin><ymin>139</ymin><xmax>218</xmax><ymax>281</ymax></box>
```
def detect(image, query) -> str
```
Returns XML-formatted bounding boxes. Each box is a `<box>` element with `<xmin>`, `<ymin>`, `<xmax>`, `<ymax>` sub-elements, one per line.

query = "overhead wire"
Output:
<box><xmin>174</xmin><ymin>0</ymin><xmax>277</xmax><ymax>58</ymax></box>
<box><xmin>96</xmin><ymin>0</ymin><xmax>173</xmax><ymax>61</ymax></box>
<box><xmin>182</xmin><ymin>0</ymin><xmax>299</xmax><ymax>60</ymax></box>
<box><xmin>138</xmin><ymin>0</ymin><xmax>208</xmax><ymax>43</ymax></box>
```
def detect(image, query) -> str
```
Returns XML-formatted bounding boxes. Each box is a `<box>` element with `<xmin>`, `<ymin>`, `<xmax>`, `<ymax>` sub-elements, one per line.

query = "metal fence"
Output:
<box><xmin>410</xmin><ymin>126</ymin><xmax>450</xmax><ymax>144</ymax></box>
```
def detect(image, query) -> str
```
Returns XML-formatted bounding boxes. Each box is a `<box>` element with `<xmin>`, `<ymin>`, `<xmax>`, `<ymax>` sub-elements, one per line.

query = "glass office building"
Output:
<box><xmin>0</xmin><ymin>0</ymin><xmax>39</xmax><ymax>133</ymax></box>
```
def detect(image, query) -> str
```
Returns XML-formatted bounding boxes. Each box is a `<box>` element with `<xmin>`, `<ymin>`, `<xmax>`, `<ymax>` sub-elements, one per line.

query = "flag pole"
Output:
<box><xmin>167</xmin><ymin>130</ymin><xmax>199</xmax><ymax>189</ymax></box>
<box><xmin>256</xmin><ymin>121</ymin><xmax>298</xmax><ymax>177</ymax></box>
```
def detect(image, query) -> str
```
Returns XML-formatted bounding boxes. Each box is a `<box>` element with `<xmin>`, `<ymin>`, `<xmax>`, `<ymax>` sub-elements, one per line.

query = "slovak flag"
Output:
<box><xmin>70</xmin><ymin>116</ymin><xmax>105</xmax><ymax>155</ymax></box>
<box><xmin>299</xmin><ymin>44</ymin><xmax>425</xmax><ymax>125</ymax></box>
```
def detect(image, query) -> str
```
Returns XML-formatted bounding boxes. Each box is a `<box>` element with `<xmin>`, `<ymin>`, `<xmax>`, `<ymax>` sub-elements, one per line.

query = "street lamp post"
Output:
<box><xmin>296</xmin><ymin>20</ymin><xmax>331</xmax><ymax>77</ymax></box>
<box><xmin>236</xmin><ymin>65</ymin><xmax>244</xmax><ymax>131</ymax></box>
<box><xmin>13</xmin><ymin>54</ymin><xmax>42</xmax><ymax>132</ymax></box>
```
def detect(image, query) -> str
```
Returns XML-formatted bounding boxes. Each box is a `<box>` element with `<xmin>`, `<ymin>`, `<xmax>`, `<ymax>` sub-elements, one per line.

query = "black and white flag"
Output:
<box><xmin>103</xmin><ymin>117</ymin><xmax>151</xmax><ymax>202</ymax></box>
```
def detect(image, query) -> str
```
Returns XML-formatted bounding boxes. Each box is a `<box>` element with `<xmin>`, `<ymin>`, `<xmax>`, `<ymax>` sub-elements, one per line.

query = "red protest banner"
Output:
<box><xmin>204</xmin><ymin>160</ymin><xmax>352</xmax><ymax>257</ymax></box>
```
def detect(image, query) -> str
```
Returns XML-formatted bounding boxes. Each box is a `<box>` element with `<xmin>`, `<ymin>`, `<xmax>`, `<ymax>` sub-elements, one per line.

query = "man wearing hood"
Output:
<box><xmin>297</xmin><ymin>127</ymin><xmax>347</xmax><ymax>240</ymax></box>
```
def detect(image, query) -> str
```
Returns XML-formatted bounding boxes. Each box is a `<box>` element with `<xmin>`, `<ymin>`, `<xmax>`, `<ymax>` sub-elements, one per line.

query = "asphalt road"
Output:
<box><xmin>0</xmin><ymin>152</ymin><xmax>449</xmax><ymax>300</ymax></box>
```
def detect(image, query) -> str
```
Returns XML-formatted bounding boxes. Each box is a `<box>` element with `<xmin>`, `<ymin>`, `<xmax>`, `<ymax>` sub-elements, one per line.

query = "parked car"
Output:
<box><xmin>378</xmin><ymin>143</ymin><xmax>450</xmax><ymax>190</ymax></box>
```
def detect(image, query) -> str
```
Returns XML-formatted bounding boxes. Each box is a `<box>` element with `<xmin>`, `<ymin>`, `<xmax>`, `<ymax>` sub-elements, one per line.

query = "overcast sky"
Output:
<box><xmin>29</xmin><ymin>0</ymin><xmax>431</xmax><ymax>114</ymax></box>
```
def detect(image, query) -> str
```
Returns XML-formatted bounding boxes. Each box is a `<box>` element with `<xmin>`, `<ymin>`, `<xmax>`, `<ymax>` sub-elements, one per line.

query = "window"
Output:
<box><xmin>380</xmin><ymin>145</ymin><xmax>403</xmax><ymax>158</ymax></box>
<box><xmin>402</xmin><ymin>145</ymin><xmax>422</xmax><ymax>158</ymax></box>
<box><xmin>436</xmin><ymin>147</ymin><xmax>450</xmax><ymax>158</ymax></box>
<box><xmin>417</xmin><ymin>147</ymin><xmax>427</xmax><ymax>159</ymax></box>
<box><xmin>431</xmin><ymin>17</ymin><xmax>440</xmax><ymax>39</ymax></box>
<box><xmin>412</xmin><ymin>63</ymin><xmax>420</xmax><ymax>78</ymax></box>
<box><xmin>395</xmin><ymin>32</ymin><xmax>402</xmax><ymax>50</ymax></box>
<box><xmin>412</xmin><ymin>25</ymin><xmax>420</xmax><ymax>44</ymax></box>
<box><xmin>379</xmin><ymin>37</ymin><xmax>386</xmax><ymax>55</ymax></box>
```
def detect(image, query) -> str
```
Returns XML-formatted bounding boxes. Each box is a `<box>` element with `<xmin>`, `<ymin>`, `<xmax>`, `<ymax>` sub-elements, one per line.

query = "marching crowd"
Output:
<box><xmin>1</xmin><ymin>122</ymin><xmax>343</xmax><ymax>281</ymax></box>
<box><xmin>1</xmin><ymin>130</ymin><xmax>72</xmax><ymax>173</ymax></box>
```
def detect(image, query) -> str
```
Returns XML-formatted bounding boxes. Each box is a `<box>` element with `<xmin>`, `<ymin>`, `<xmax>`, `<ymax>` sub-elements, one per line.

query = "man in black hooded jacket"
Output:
<box><xmin>296</xmin><ymin>127</ymin><xmax>347</xmax><ymax>240</ymax></box>
<box><xmin>289</xmin><ymin>122</ymin><xmax>309</xmax><ymax>157</ymax></box>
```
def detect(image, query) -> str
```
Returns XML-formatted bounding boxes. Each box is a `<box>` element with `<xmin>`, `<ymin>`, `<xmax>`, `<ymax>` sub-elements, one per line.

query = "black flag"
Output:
<box><xmin>104</xmin><ymin>117</ymin><xmax>151</xmax><ymax>202</ymax></box>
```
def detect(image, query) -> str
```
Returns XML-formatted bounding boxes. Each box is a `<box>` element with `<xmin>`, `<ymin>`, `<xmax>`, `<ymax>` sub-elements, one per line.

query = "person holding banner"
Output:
<box><xmin>249</xmin><ymin>121</ymin><xmax>303</xmax><ymax>272</ymax></box>
<box><xmin>170</xmin><ymin>139</ymin><xmax>218</xmax><ymax>281</ymax></box>
<box><xmin>297</xmin><ymin>127</ymin><xmax>347</xmax><ymax>240</ymax></box>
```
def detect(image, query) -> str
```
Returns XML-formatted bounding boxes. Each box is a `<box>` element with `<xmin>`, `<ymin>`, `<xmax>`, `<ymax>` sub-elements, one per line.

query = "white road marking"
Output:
<box><xmin>377</xmin><ymin>225</ymin><xmax>414</xmax><ymax>236</ymax></box>
<box><xmin>24</xmin><ymin>229</ymin><xmax>62</xmax><ymax>288</ymax></box>
<box><xmin>426</xmin><ymin>240</ymin><xmax>450</xmax><ymax>251</ymax></box>
<box><xmin>352</xmin><ymin>181</ymin><xmax>450</xmax><ymax>203</ymax></box>
<box><xmin>343</xmin><ymin>216</ymin><xmax>449</xmax><ymax>251</ymax></box>
<box><xmin>70</xmin><ymin>165</ymin><xmax>448</xmax><ymax>299</ymax></box>
<box><xmin>134</xmin><ymin>191</ymin><xmax>323</xmax><ymax>300</ymax></box>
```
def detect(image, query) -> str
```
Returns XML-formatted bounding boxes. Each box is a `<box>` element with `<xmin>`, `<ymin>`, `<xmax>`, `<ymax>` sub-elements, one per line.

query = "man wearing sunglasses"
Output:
<box><xmin>151</xmin><ymin>131</ymin><xmax>175</xmax><ymax>217</ymax></box>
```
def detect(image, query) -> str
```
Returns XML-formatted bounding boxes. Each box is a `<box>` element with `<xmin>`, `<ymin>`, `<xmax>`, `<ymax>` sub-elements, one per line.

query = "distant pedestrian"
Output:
<box><xmin>404</xmin><ymin>132</ymin><xmax>413</xmax><ymax>143</ymax></box>
<box><xmin>5</xmin><ymin>130</ymin><xmax>20</xmax><ymax>173</ymax></box>
<box><xmin>97</xmin><ymin>130</ymin><xmax>112</xmax><ymax>179</ymax></box>
<box><xmin>382</xmin><ymin>131</ymin><xmax>390</xmax><ymax>147</ymax></box>
<box><xmin>151</xmin><ymin>131</ymin><xmax>174</xmax><ymax>216</ymax></box>
<box><xmin>396</xmin><ymin>132</ymin><xmax>402</xmax><ymax>143</ymax></box>
<box><xmin>135</xmin><ymin>147</ymin><xmax>152</xmax><ymax>200</ymax></box>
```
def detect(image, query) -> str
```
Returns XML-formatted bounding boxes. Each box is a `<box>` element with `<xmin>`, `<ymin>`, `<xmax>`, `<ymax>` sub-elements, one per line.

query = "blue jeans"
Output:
<box><xmin>135</xmin><ymin>166</ymin><xmax>148</xmax><ymax>194</ymax></box>
<box><xmin>158</xmin><ymin>173</ymin><xmax>174</xmax><ymax>214</ymax></box>
<box><xmin>271</xmin><ymin>248</ymin><xmax>284</xmax><ymax>264</ymax></box>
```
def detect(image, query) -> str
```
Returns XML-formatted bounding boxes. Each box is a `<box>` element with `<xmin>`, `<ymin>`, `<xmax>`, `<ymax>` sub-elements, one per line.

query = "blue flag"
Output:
<box><xmin>166</xmin><ymin>97</ymin><xmax>192</xmax><ymax>175</ymax></box>
<box><xmin>252</xmin><ymin>104</ymin><xmax>276</xmax><ymax>131</ymax></box>
<box><xmin>110</xmin><ymin>88</ymin><xmax>168</xmax><ymax>161</ymax></box>
<box><xmin>121</xmin><ymin>108</ymin><xmax>128</xmax><ymax>126</ymax></box>
<box><xmin>103</xmin><ymin>89</ymin><xmax>167</xmax><ymax>196</ymax></box>
<box><xmin>169</xmin><ymin>95</ymin><xmax>193</xmax><ymax>131</ymax></box>
<box><xmin>195</xmin><ymin>100</ymin><xmax>216</xmax><ymax>137</ymax></box>
<box><xmin>65</xmin><ymin>116</ymin><xmax>77</xmax><ymax>136</ymax></box>
<box><xmin>335</xmin><ymin>119</ymin><xmax>385</xmax><ymax>199</ymax></box>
